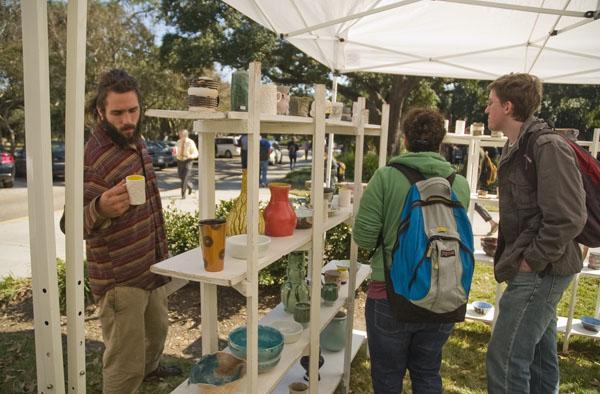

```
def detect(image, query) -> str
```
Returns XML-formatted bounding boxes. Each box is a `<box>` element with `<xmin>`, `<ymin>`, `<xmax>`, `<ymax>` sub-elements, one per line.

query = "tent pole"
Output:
<box><xmin>21</xmin><ymin>1</ymin><xmax>65</xmax><ymax>392</ymax></box>
<box><xmin>438</xmin><ymin>0</ymin><xmax>586</xmax><ymax>17</ymax></box>
<box><xmin>64</xmin><ymin>0</ymin><xmax>88</xmax><ymax>391</ymax></box>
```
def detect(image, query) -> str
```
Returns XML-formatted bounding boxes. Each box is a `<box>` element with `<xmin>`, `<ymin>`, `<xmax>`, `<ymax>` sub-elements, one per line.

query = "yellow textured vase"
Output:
<box><xmin>226</xmin><ymin>170</ymin><xmax>265</xmax><ymax>235</ymax></box>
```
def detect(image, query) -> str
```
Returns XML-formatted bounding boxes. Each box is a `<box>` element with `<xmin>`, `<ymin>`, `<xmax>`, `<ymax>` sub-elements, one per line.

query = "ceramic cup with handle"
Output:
<box><xmin>125</xmin><ymin>174</ymin><xmax>146</xmax><ymax>205</ymax></box>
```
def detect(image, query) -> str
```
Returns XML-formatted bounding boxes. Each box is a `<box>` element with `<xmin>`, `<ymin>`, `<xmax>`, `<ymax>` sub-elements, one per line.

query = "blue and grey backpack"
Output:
<box><xmin>382</xmin><ymin>163</ymin><xmax>475</xmax><ymax>323</ymax></box>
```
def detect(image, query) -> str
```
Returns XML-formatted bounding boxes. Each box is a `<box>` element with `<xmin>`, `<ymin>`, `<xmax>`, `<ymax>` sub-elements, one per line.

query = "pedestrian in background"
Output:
<box><xmin>176</xmin><ymin>129</ymin><xmax>198</xmax><ymax>199</ymax></box>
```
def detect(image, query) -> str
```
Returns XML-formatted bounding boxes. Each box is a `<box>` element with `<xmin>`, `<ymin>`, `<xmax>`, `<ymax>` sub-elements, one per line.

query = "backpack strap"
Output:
<box><xmin>388</xmin><ymin>162</ymin><xmax>456</xmax><ymax>186</ymax></box>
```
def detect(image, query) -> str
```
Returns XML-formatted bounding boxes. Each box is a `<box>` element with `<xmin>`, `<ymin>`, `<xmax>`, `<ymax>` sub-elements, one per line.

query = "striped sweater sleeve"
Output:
<box><xmin>84</xmin><ymin>167</ymin><xmax>111</xmax><ymax>237</ymax></box>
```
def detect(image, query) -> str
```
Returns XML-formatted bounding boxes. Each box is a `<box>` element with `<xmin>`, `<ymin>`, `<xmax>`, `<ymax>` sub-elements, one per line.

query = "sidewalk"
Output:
<box><xmin>0</xmin><ymin>187</ymin><xmax>275</xmax><ymax>279</ymax></box>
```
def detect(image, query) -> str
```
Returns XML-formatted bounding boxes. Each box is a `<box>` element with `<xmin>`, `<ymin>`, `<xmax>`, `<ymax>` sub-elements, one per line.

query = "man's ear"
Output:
<box><xmin>503</xmin><ymin>100</ymin><xmax>513</xmax><ymax>116</ymax></box>
<box><xmin>96</xmin><ymin>106</ymin><xmax>104</xmax><ymax>120</ymax></box>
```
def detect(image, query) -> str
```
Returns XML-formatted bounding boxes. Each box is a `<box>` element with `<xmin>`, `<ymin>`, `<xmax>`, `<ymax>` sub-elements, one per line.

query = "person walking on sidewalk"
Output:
<box><xmin>259</xmin><ymin>136</ymin><xmax>272</xmax><ymax>187</ymax></box>
<box><xmin>84</xmin><ymin>69</ymin><xmax>181</xmax><ymax>393</ymax></box>
<box><xmin>485</xmin><ymin>73</ymin><xmax>586</xmax><ymax>393</ymax></box>
<box><xmin>176</xmin><ymin>129</ymin><xmax>198</xmax><ymax>199</ymax></box>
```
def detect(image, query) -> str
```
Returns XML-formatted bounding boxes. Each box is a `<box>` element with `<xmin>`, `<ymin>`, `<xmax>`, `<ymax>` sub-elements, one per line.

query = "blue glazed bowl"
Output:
<box><xmin>473</xmin><ymin>301</ymin><xmax>493</xmax><ymax>315</ymax></box>
<box><xmin>580</xmin><ymin>316</ymin><xmax>600</xmax><ymax>332</ymax></box>
<box><xmin>189</xmin><ymin>351</ymin><xmax>246</xmax><ymax>392</ymax></box>
<box><xmin>228</xmin><ymin>325</ymin><xmax>284</xmax><ymax>372</ymax></box>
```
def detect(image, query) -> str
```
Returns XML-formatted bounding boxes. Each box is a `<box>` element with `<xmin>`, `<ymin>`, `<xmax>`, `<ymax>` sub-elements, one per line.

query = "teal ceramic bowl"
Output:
<box><xmin>228</xmin><ymin>325</ymin><xmax>284</xmax><ymax>373</ymax></box>
<box><xmin>189</xmin><ymin>351</ymin><xmax>246</xmax><ymax>392</ymax></box>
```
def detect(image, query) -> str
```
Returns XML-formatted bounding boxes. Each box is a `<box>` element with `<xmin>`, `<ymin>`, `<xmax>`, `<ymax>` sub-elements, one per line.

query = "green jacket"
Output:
<box><xmin>352</xmin><ymin>152</ymin><xmax>471</xmax><ymax>281</ymax></box>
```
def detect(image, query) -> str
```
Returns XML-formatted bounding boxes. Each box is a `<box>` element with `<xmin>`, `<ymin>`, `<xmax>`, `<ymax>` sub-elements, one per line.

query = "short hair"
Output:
<box><xmin>402</xmin><ymin>108</ymin><xmax>446</xmax><ymax>153</ymax></box>
<box><xmin>488</xmin><ymin>73</ymin><xmax>542</xmax><ymax>122</ymax></box>
<box><xmin>86</xmin><ymin>69</ymin><xmax>141</xmax><ymax>120</ymax></box>
<box><xmin>179</xmin><ymin>129</ymin><xmax>189</xmax><ymax>137</ymax></box>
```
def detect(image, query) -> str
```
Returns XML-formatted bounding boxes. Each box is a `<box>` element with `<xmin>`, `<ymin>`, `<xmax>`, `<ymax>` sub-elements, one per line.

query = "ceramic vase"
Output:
<box><xmin>281</xmin><ymin>252</ymin><xmax>310</xmax><ymax>314</ymax></box>
<box><xmin>277</xmin><ymin>85</ymin><xmax>290</xmax><ymax>115</ymax></box>
<box><xmin>289</xmin><ymin>97</ymin><xmax>312</xmax><ymax>117</ymax></box>
<box><xmin>226</xmin><ymin>170</ymin><xmax>265</xmax><ymax>236</ymax></box>
<box><xmin>320</xmin><ymin>311</ymin><xmax>347</xmax><ymax>352</ymax></box>
<box><xmin>299</xmin><ymin>349</ymin><xmax>324</xmax><ymax>381</ymax></box>
<box><xmin>293</xmin><ymin>302</ymin><xmax>311</xmax><ymax>328</ymax></box>
<box><xmin>230</xmin><ymin>69</ymin><xmax>249</xmax><ymax>111</ymax></box>
<box><xmin>264</xmin><ymin>183</ymin><xmax>296</xmax><ymax>236</ymax></box>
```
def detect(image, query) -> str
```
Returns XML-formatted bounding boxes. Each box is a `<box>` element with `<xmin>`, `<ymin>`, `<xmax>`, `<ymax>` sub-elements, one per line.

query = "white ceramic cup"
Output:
<box><xmin>455</xmin><ymin>119</ymin><xmax>466</xmax><ymax>135</ymax></box>
<box><xmin>126</xmin><ymin>175</ymin><xmax>146</xmax><ymax>205</ymax></box>
<box><xmin>339</xmin><ymin>188</ymin><xmax>352</xmax><ymax>208</ymax></box>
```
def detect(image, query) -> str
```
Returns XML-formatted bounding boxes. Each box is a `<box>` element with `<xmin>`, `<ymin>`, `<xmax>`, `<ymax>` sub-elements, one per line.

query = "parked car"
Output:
<box><xmin>268</xmin><ymin>141</ymin><xmax>283</xmax><ymax>165</ymax></box>
<box><xmin>0</xmin><ymin>145</ymin><xmax>15</xmax><ymax>188</ymax></box>
<box><xmin>215</xmin><ymin>137</ymin><xmax>240</xmax><ymax>158</ymax></box>
<box><xmin>146</xmin><ymin>140</ymin><xmax>175</xmax><ymax>169</ymax></box>
<box><xmin>14</xmin><ymin>141</ymin><xmax>65</xmax><ymax>179</ymax></box>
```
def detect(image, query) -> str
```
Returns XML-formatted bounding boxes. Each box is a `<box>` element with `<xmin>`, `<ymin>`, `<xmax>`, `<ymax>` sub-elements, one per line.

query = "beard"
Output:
<box><xmin>101</xmin><ymin>119</ymin><xmax>142</xmax><ymax>148</ymax></box>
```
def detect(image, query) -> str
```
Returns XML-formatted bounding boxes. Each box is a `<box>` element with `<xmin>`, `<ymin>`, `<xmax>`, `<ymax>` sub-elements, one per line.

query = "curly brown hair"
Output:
<box><xmin>86</xmin><ymin>69</ymin><xmax>141</xmax><ymax>120</ymax></box>
<box><xmin>402</xmin><ymin>108</ymin><xmax>446</xmax><ymax>153</ymax></box>
<box><xmin>488</xmin><ymin>73</ymin><xmax>542</xmax><ymax>122</ymax></box>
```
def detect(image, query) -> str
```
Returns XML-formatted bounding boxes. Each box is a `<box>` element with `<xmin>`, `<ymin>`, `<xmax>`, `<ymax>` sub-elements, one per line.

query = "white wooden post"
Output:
<box><xmin>378</xmin><ymin>104</ymin><xmax>390</xmax><ymax>168</ymax></box>
<box><xmin>245</xmin><ymin>61</ymin><xmax>262</xmax><ymax>394</ymax></box>
<box><xmin>591</xmin><ymin>128</ymin><xmax>600</xmax><ymax>159</ymax></box>
<box><xmin>64</xmin><ymin>0</ymin><xmax>87</xmax><ymax>391</ymax></box>
<box><xmin>342</xmin><ymin>97</ymin><xmax>366</xmax><ymax>393</ymax></box>
<box><xmin>308</xmin><ymin>84</ymin><xmax>327</xmax><ymax>394</ymax></box>
<box><xmin>197</xmin><ymin>124</ymin><xmax>218</xmax><ymax>355</ymax></box>
<box><xmin>562</xmin><ymin>274</ymin><xmax>580</xmax><ymax>352</ymax></box>
<box><xmin>20</xmin><ymin>1</ymin><xmax>65</xmax><ymax>392</ymax></box>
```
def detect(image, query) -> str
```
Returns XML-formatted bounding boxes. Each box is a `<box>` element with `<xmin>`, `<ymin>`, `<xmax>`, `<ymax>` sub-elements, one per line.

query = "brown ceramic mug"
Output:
<box><xmin>199</xmin><ymin>218</ymin><xmax>227</xmax><ymax>272</ymax></box>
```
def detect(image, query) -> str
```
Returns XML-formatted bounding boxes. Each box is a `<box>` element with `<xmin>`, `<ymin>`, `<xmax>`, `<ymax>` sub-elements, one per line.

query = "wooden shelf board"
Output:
<box><xmin>151</xmin><ymin>208</ymin><xmax>353</xmax><ymax>287</ymax></box>
<box><xmin>557</xmin><ymin>317</ymin><xmax>600</xmax><ymax>338</ymax></box>
<box><xmin>145</xmin><ymin>109</ymin><xmax>227</xmax><ymax>120</ymax></box>
<box><xmin>470</xmin><ymin>194</ymin><xmax>499</xmax><ymax>206</ymax></box>
<box><xmin>169</xmin><ymin>263</ymin><xmax>371</xmax><ymax>394</ymax></box>
<box><xmin>271</xmin><ymin>330</ymin><xmax>367</xmax><ymax>394</ymax></box>
<box><xmin>465</xmin><ymin>303</ymin><xmax>495</xmax><ymax>324</ymax></box>
<box><xmin>580</xmin><ymin>262</ymin><xmax>600</xmax><ymax>278</ymax></box>
<box><xmin>474</xmin><ymin>250</ymin><xmax>494</xmax><ymax>266</ymax></box>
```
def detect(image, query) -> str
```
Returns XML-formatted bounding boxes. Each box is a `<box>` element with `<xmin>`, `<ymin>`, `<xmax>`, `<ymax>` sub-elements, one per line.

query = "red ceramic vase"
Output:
<box><xmin>264</xmin><ymin>183</ymin><xmax>297</xmax><ymax>236</ymax></box>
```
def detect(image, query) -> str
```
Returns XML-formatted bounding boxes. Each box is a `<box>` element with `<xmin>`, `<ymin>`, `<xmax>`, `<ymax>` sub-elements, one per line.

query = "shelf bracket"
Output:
<box><xmin>233</xmin><ymin>280</ymin><xmax>251</xmax><ymax>297</ymax></box>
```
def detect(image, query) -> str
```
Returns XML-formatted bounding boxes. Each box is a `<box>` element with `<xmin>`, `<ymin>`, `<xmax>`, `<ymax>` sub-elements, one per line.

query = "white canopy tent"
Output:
<box><xmin>19</xmin><ymin>1</ymin><xmax>599</xmax><ymax>393</ymax></box>
<box><xmin>224</xmin><ymin>0</ymin><xmax>600</xmax><ymax>84</ymax></box>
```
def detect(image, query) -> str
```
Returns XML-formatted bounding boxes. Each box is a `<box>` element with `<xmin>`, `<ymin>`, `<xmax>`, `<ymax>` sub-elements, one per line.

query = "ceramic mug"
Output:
<box><xmin>293</xmin><ymin>302</ymin><xmax>310</xmax><ymax>328</ymax></box>
<box><xmin>322</xmin><ymin>269</ymin><xmax>341</xmax><ymax>286</ymax></box>
<box><xmin>199</xmin><ymin>218</ymin><xmax>227</xmax><ymax>272</ymax></box>
<box><xmin>289</xmin><ymin>382</ymin><xmax>308</xmax><ymax>394</ymax></box>
<box><xmin>321</xmin><ymin>282</ymin><xmax>338</xmax><ymax>306</ymax></box>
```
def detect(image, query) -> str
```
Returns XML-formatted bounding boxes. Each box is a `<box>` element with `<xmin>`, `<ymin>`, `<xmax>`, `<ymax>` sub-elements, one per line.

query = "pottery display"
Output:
<box><xmin>293</xmin><ymin>302</ymin><xmax>311</xmax><ymax>328</ymax></box>
<box><xmin>288</xmin><ymin>381</ymin><xmax>309</xmax><ymax>394</ymax></box>
<box><xmin>472</xmin><ymin>301</ymin><xmax>493</xmax><ymax>315</ymax></box>
<box><xmin>226</xmin><ymin>235</ymin><xmax>271</xmax><ymax>259</ymax></box>
<box><xmin>269</xmin><ymin>320</ymin><xmax>303</xmax><ymax>344</ymax></box>
<box><xmin>199</xmin><ymin>218</ymin><xmax>227</xmax><ymax>272</ymax></box>
<box><xmin>329</xmin><ymin>102</ymin><xmax>343</xmax><ymax>121</ymax></box>
<box><xmin>228</xmin><ymin>325</ymin><xmax>284</xmax><ymax>373</ymax></box>
<box><xmin>289</xmin><ymin>96</ymin><xmax>312</xmax><ymax>117</ymax></box>
<box><xmin>470</xmin><ymin>122</ymin><xmax>485</xmax><ymax>136</ymax></box>
<box><xmin>281</xmin><ymin>252</ymin><xmax>310</xmax><ymax>314</ymax></box>
<box><xmin>226</xmin><ymin>169</ymin><xmax>265</xmax><ymax>236</ymax></box>
<box><xmin>322</xmin><ymin>269</ymin><xmax>341</xmax><ymax>286</ymax></box>
<box><xmin>264</xmin><ymin>183</ymin><xmax>297</xmax><ymax>236</ymax></box>
<box><xmin>230</xmin><ymin>69</ymin><xmax>249</xmax><ymax>111</ymax></box>
<box><xmin>338</xmin><ymin>186</ymin><xmax>352</xmax><ymax>208</ymax></box>
<box><xmin>277</xmin><ymin>85</ymin><xmax>290</xmax><ymax>115</ymax></box>
<box><xmin>581</xmin><ymin>316</ymin><xmax>600</xmax><ymax>332</ymax></box>
<box><xmin>188</xmin><ymin>77</ymin><xmax>220</xmax><ymax>112</ymax></box>
<box><xmin>260</xmin><ymin>84</ymin><xmax>278</xmax><ymax>115</ymax></box>
<box><xmin>320</xmin><ymin>311</ymin><xmax>347</xmax><ymax>352</ymax></box>
<box><xmin>321</xmin><ymin>282</ymin><xmax>338</xmax><ymax>306</ymax></box>
<box><xmin>189</xmin><ymin>351</ymin><xmax>246</xmax><ymax>394</ymax></box>
<box><xmin>299</xmin><ymin>350</ymin><xmax>324</xmax><ymax>381</ymax></box>
<box><xmin>295</xmin><ymin>207</ymin><xmax>313</xmax><ymax>229</ymax></box>
<box><xmin>588</xmin><ymin>252</ymin><xmax>600</xmax><ymax>269</ymax></box>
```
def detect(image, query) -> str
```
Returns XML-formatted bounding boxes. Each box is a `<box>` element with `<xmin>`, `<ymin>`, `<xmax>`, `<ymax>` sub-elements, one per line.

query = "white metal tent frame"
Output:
<box><xmin>20</xmin><ymin>0</ymin><xmax>599</xmax><ymax>393</ymax></box>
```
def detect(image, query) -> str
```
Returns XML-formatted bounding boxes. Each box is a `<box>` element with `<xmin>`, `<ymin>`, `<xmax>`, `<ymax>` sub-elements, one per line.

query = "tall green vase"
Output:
<box><xmin>280</xmin><ymin>252</ymin><xmax>310</xmax><ymax>313</ymax></box>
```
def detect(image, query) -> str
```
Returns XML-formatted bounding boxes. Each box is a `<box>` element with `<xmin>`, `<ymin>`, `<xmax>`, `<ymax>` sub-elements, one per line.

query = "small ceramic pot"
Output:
<box><xmin>293</xmin><ymin>302</ymin><xmax>310</xmax><ymax>328</ymax></box>
<box><xmin>320</xmin><ymin>311</ymin><xmax>347</xmax><ymax>352</ymax></box>
<box><xmin>323</xmin><ymin>269</ymin><xmax>341</xmax><ymax>286</ymax></box>
<box><xmin>199</xmin><ymin>218</ymin><xmax>227</xmax><ymax>272</ymax></box>
<box><xmin>289</xmin><ymin>381</ymin><xmax>308</xmax><ymax>394</ymax></box>
<box><xmin>299</xmin><ymin>350</ymin><xmax>324</xmax><ymax>381</ymax></box>
<box><xmin>321</xmin><ymin>283</ymin><xmax>338</xmax><ymax>306</ymax></box>
<box><xmin>588</xmin><ymin>252</ymin><xmax>600</xmax><ymax>270</ymax></box>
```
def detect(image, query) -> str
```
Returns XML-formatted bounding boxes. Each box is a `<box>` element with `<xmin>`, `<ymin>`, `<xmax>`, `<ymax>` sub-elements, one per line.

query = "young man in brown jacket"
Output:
<box><xmin>84</xmin><ymin>69</ymin><xmax>181</xmax><ymax>393</ymax></box>
<box><xmin>485</xmin><ymin>73</ymin><xmax>586</xmax><ymax>393</ymax></box>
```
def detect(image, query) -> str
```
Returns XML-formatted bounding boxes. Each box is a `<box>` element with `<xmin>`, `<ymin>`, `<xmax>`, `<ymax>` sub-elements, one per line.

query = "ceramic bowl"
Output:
<box><xmin>228</xmin><ymin>325</ymin><xmax>284</xmax><ymax>373</ymax></box>
<box><xmin>226</xmin><ymin>235</ymin><xmax>271</xmax><ymax>259</ymax></box>
<box><xmin>480</xmin><ymin>237</ymin><xmax>497</xmax><ymax>257</ymax></box>
<box><xmin>580</xmin><ymin>316</ymin><xmax>600</xmax><ymax>332</ymax></box>
<box><xmin>268</xmin><ymin>320</ymin><xmax>303</xmax><ymax>344</ymax></box>
<box><xmin>473</xmin><ymin>301</ymin><xmax>493</xmax><ymax>315</ymax></box>
<box><xmin>588</xmin><ymin>252</ymin><xmax>600</xmax><ymax>270</ymax></box>
<box><xmin>189</xmin><ymin>351</ymin><xmax>246</xmax><ymax>394</ymax></box>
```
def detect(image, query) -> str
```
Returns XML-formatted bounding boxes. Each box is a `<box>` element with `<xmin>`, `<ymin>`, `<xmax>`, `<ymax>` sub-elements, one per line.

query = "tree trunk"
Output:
<box><xmin>387</xmin><ymin>75</ymin><xmax>420</xmax><ymax>156</ymax></box>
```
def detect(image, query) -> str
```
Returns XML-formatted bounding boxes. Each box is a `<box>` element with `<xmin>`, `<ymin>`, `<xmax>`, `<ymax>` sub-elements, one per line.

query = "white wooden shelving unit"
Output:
<box><xmin>443</xmin><ymin>130</ymin><xmax>600</xmax><ymax>335</ymax></box>
<box><xmin>146</xmin><ymin>61</ymin><xmax>389</xmax><ymax>394</ymax></box>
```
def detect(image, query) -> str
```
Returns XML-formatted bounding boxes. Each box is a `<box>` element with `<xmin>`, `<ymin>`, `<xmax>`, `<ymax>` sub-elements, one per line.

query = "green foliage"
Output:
<box><xmin>337</xmin><ymin>151</ymin><xmax>380</xmax><ymax>183</ymax></box>
<box><xmin>282</xmin><ymin>167</ymin><xmax>312</xmax><ymax>189</ymax></box>
<box><xmin>163</xmin><ymin>205</ymin><xmax>200</xmax><ymax>256</ymax></box>
<box><xmin>0</xmin><ymin>275</ymin><xmax>29</xmax><ymax>305</ymax></box>
<box><xmin>55</xmin><ymin>259</ymin><xmax>94</xmax><ymax>313</ymax></box>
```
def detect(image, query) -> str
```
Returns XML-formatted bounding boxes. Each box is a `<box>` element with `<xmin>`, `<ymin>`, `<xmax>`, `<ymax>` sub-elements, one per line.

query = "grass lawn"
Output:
<box><xmin>1</xmin><ymin>264</ymin><xmax>599</xmax><ymax>393</ymax></box>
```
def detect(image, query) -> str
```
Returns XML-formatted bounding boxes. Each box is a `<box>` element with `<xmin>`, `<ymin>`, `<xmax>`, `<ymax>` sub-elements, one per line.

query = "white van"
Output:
<box><xmin>215</xmin><ymin>137</ymin><xmax>241</xmax><ymax>158</ymax></box>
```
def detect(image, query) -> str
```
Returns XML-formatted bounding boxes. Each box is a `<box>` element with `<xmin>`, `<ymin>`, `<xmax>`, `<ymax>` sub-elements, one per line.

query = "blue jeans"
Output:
<box><xmin>365</xmin><ymin>298</ymin><xmax>454</xmax><ymax>394</ymax></box>
<box><xmin>486</xmin><ymin>273</ymin><xmax>573</xmax><ymax>394</ymax></box>
<box><xmin>259</xmin><ymin>160</ymin><xmax>268</xmax><ymax>186</ymax></box>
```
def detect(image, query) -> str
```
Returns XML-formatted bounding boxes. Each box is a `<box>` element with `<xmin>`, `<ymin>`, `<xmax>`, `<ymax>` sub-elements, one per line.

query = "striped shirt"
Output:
<box><xmin>84</xmin><ymin>126</ymin><xmax>169</xmax><ymax>299</ymax></box>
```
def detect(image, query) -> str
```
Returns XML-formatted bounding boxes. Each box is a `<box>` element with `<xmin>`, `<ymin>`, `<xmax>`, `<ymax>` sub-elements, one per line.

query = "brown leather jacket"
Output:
<box><xmin>494</xmin><ymin>117</ymin><xmax>586</xmax><ymax>282</ymax></box>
